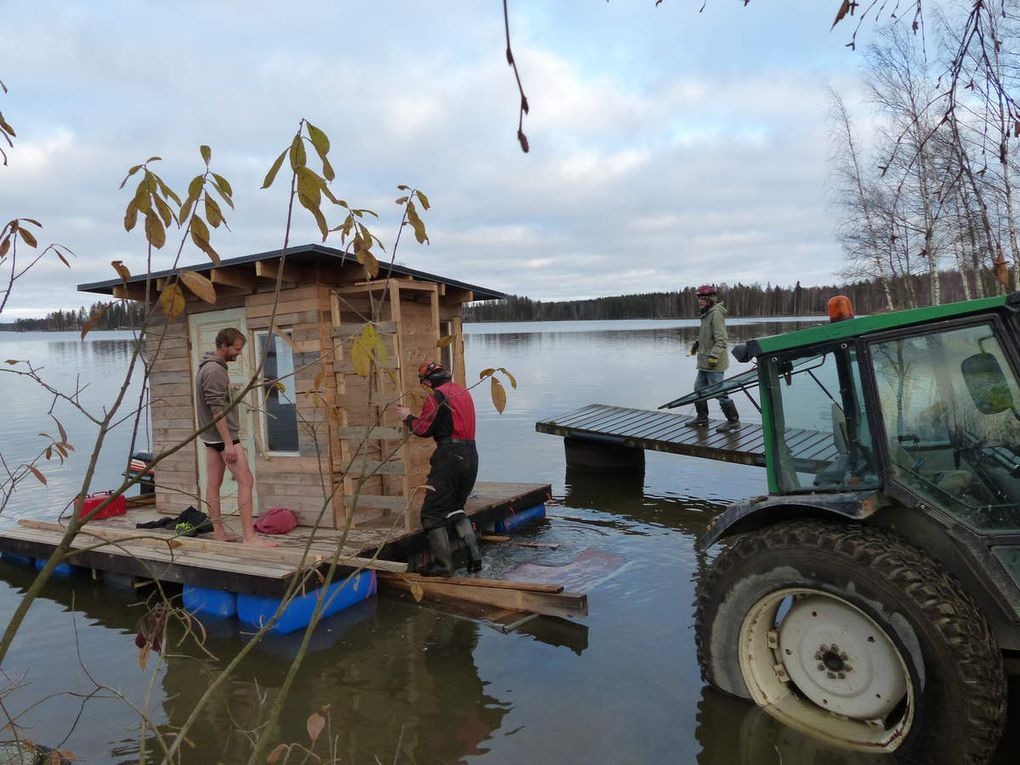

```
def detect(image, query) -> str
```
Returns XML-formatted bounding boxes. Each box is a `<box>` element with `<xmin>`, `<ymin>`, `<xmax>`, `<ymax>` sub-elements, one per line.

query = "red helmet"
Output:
<box><xmin>417</xmin><ymin>360</ymin><xmax>450</xmax><ymax>385</ymax></box>
<box><xmin>696</xmin><ymin>284</ymin><xmax>717</xmax><ymax>297</ymax></box>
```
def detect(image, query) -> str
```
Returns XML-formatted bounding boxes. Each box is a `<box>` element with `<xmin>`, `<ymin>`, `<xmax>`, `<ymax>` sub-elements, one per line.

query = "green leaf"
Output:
<box><xmin>144</xmin><ymin>209</ymin><xmax>166</xmax><ymax>249</ymax></box>
<box><xmin>415</xmin><ymin>190</ymin><xmax>430</xmax><ymax>210</ymax></box>
<box><xmin>490</xmin><ymin>377</ymin><xmax>507</xmax><ymax>414</ymax></box>
<box><xmin>159</xmin><ymin>283</ymin><xmax>186</xmax><ymax>320</ymax></box>
<box><xmin>289</xmin><ymin>134</ymin><xmax>306</xmax><ymax>171</ymax></box>
<box><xmin>262</xmin><ymin>148</ymin><xmax>288</xmax><ymax>189</ymax></box>
<box><xmin>180</xmin><ymin>270</ymin><xmax>217</xmax><ymax>304</ymax></box>
<box><xmin>306</xmin><ymin>121</ymin><xmax>330</xmax><ymax>159</ymax></box>
<box><xmin>200</xmin><ymin>145</ymin><xmax>211</xmax><ymax>165</ymax></box>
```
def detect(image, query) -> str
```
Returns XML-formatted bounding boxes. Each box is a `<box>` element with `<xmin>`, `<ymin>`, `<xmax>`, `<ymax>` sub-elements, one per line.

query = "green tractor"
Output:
<box><xmin>679</xmin><ymin>293</ymin><xmax>1020</xmax><ymax>763</ymax></box>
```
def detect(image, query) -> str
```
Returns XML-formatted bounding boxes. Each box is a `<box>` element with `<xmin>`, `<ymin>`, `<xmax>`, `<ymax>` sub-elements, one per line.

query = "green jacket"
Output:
<box><xmin>696</xmin><ymin>301</ymin><xmax>729</xmax><ymax>372</ymax></box>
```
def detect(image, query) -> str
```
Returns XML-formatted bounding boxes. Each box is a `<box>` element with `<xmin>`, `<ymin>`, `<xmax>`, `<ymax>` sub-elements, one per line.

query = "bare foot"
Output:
<box><xmin>212</xmin><ymin>531</ymin><xmax>241</xmax><ymax>542</ymax></box>
<box><xmin>243</xmin><ymin>536</ymin><xmax>277</xmax><ymax>548</ymax></box>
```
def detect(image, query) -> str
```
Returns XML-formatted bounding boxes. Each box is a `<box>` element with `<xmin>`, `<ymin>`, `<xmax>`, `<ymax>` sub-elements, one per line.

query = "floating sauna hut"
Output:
<box><xmin>78</xmin><ymin>243</ymin><xmax>506</xmax><ymax>532</ymax></box>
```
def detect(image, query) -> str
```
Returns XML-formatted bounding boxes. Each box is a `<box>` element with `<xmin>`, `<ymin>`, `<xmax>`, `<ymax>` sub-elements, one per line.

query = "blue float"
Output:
<box><xmin>237</xmin><ymin>570</ymin><xmax>377</xmax><ymax>635</ymax></box>
<box><xmin>0</xmin><ymin>551</ymin><xmax>35</xmax><ymax>567</ymax></box>
<box><xmin>183</xmin><ymin>585</ymin><xmax>238</xmax><ymax>618</ymax></box>
<box><xmin>33</xmin><ymin>557</ymin><xmax>79</xmax><ymax>577</ymax></box>
<box><xmin>495</xmin><ymin>503</ymin><xmax>547</xmax><ymax>533</ymax></box>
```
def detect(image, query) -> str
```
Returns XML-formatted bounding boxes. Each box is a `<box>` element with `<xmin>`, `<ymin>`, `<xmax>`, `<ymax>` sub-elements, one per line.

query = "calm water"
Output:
<box><xmin>0</xmin><ymin>320</ymin><xmax>1017</xmax><ymax>764</ymax></box>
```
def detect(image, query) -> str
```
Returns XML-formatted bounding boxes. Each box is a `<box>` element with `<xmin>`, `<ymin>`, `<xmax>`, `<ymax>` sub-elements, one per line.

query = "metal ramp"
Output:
<box><xmin>536</xmin><ymin>404</ymin><xmax>839</xmax><ymax>471</ymax></box>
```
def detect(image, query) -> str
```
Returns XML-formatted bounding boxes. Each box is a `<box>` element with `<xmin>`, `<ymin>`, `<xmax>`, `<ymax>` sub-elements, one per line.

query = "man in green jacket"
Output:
<box><xmin>684</xmin><ymin>284</ymin><xmax>740</xmax><ymax>433</ymax></box>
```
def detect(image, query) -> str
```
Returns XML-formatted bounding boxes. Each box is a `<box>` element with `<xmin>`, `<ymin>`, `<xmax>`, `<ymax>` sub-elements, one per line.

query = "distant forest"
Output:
<box><xmin>0</xmin><ymin>301</ymin><xmax>147</xmax><ymax>332</ymax></box>
<box><xmin>463</xmin><ymin>270</ymin><xmax>1003</xmax><ymax>322</ymax></box>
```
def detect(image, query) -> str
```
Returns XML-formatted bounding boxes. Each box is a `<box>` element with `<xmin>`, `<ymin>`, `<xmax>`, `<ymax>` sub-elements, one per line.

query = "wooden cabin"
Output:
<box><xmin>78</xmin><ymin>243</ymin><xmax>503</xmax><ymax>533</ymax></box>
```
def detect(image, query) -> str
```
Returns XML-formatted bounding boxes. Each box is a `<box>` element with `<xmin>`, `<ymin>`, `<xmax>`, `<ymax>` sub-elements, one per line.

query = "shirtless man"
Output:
<box><xmin>195</xmin><ymin>327</ymin><xmax>274</xmax><ymax>547</ymax></box>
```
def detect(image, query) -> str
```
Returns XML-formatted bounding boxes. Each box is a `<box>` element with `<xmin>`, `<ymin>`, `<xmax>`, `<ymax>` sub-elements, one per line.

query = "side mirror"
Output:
<box><xmin>961</xmin><ymin>352</ymin><xmax>1014</xmax><ymax>414</ymax></box>
<box><xmin>731</xmin><ymin>343</ymin><xmax>752</xmax><ymax>364</ymax></box>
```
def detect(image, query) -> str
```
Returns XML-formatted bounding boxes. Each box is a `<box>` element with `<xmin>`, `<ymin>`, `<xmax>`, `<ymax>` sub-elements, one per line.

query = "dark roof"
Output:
<box><xmin>77</xmin><ymin>242</ymin><xmax>505</xmax><ymax>301</ymax></box>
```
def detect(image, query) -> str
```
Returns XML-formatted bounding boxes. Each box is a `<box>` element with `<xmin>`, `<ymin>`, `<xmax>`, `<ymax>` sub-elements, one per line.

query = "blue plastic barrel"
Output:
<box><xmin>237</xmin><ymin>570</ymin><xmax>377</xmax><ymax>635</ymax></box>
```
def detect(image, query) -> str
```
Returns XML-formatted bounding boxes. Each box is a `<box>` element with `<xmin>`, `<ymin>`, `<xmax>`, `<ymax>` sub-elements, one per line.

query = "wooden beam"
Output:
<box><xmin>443</xmin><ymin>287</ymin><xmax>474</xmax><ymax>305</ymax></box>
<box><xmin>255</xmin><ymin>260</ymin><xmax>302</xmax><ymax>284</ymax></box>
<box><xmin>113</xmin><ymin>283</ymin><xmax>150</xmax><ymax>302</ymax></box>
<box><xmin>378</xmin><ymin>572</ymin><xmax>587</xmax><ymax>619</ymax></box>
<box><xmin>211</xmin><ymin>267</ymin><xmax>258</xmax><ymax>290</ymax></box>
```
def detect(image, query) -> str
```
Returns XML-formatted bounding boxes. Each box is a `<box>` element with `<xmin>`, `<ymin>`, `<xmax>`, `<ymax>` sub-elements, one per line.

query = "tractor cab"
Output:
<box><xmin>686</xmin><ymin>292</ymin><xmax>1020</xmax><ymax>762</ymax></box>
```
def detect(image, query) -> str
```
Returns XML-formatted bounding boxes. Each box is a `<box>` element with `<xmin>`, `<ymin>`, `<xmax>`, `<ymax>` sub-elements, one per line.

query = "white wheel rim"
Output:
<box><xmin>738</xmin><ymin>588</ymin><xmax>914</xmax><ymax>753</ymax></box>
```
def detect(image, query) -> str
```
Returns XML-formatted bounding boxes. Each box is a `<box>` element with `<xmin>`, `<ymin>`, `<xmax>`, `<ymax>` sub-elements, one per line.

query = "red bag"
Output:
<box><xmin>75</xmin><ymin>491</ymin><xmax>127</xmax><ymax>520</ymax></box>
<box><xmin>255</xmin><ymin>507</ymin><xmax>297</xmax><ymax>535</ymax></box>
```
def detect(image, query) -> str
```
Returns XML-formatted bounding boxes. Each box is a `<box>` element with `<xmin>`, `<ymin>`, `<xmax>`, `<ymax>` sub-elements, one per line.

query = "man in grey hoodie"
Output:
<box><xmin>195</xmin><ymin>327</ymin><xmax>274</xmax><ymax>547</ymax></box>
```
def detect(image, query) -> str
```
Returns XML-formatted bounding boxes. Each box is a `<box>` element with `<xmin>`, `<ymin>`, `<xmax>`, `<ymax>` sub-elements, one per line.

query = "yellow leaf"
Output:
<box><xmin>415</xmin><ymin>190</ymin><xmax>430</xmax><ymax>210</ymax></box>
<box><xmin>200</xmin><ymin>144</ymin><xmax>211</xmax><ymax>165</ymax></box>
<box><xmin>289</xmin><ymin>134</ymin><xmax>306</xmax><ymax>171</ymax></box>
<box><xmin>298</xmin><ymin>191</ymin><xmax>328</xmax><ymax>241</ymax></box>
<box><xmin>111</xmin><ymin>260</ymin><xmax>131</xmax><ymax>282</ymax></box>
<box><xmin>479</xmin><ymin>368</ymin><xmax>495</xmax><ymax>379</ymax></box>
<box><xmin>266</xmin><ymin>743</ymin><xmax>288</xmax><ymax>765</ymax></box>
<box><xmin>211</xmin><ymin>172</ymin><xmax>233</xmax><ymax>198</ymax></box>
<box><xmin>81</xmin><ymin>302</ymin><xmax>111</xmax><ymax>340</ymax></box>
<box><xmin>204</xmin><ymin>194</ymin><xmax>224</xmax><ymax>228</ymax></box>
<box><xmin>123</xmin><ymin>199</ymin><xmax>139</xmax><ymax>231</ymax></box>
<box><xmin>499</xmin><ymin>367</ymin><xmax>518</xmax><ymax>389</ymax></box>
<box><xmin>180</xmin><ymin>270</ymin><xmax>217</xmax><ymax>304</ymax></box>
<box><xmin>144</xmin><ymin>210</ymin><xmax>166</xmax><ymax>249</ymax></box>
<box><xmin>153</xmin><ymin>194</ymin><xmax>174</xmax><ymax>228</ymax></box>
<box><xmin>410</xmin><ymin>582</ymin><xmax>424</xmax><ymax>603</ymax></box>
<box><xmin>436</xmin><ymin>335</ymin><xmax>455</xmax><ymax>349</ymax></box>
<box><xmin>17</xmin><ymin>226</ymin><xmax>37</xmax><ymax>248</ymax></box>
<box><xmin>306</xmin><ymin>711</ymin><xmax>326</xmax><ymax>744</ymax></box>
<box><xmin>168</xmin><ymin>539</ymin><xmax>184</xmax><ymax>549</ymax></box>
<box><xmin>490</xmin><ymin>376</ymin><xmax>507</xmax><ymax>414</ymax></box>
<box><xmin>262</xmin><ymin>148</ymin><xmax>288</xmax><ymax>189</ymax></box>
<box><xmin>133</xmin><ymin>179</ymin><xmax>151</xmax><ymax>214</ymax></box>
<box><xmin>306</xmin><ymin>121</ymin><xmax>330</xmax><ymax>160</ymax></box>
<box><xmin>0</xmin><ymin>237</ymin><xmax>10</xmax><ymax>258</ymax></box>
<box><xmin>350</xmin><ymin>337</ymin><xmax>372</xmax><ymax>377</ymax></box>
<box><xmin>138</xmin><ymin>642</ymin><xmax>151</xmax><ymax>671</ymax></box>
<box><xmin>356</xmin><ymin>248</ymin><xmax>379</xmax><ymax>278</ymax></box>
<box><xmin>159</xmin><ymin>284</ymin><xmax>186</xmax><ymax>321</ymax></box>
<box><xmin>188</xmin><ymin>175</ymin><xmax>203</xmax><ymax>200</ymax></box>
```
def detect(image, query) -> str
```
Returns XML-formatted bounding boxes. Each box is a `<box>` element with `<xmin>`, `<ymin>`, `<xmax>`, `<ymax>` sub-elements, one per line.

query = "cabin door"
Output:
<box><xmin>189</xmin><ymin>308</ymin><xmax>259</xmax><ymax>517</ymax></box>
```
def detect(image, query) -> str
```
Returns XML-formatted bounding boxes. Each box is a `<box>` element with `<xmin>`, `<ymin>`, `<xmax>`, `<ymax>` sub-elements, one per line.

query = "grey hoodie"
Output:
<box><xmin>195</xmin><ymin>351</ymin><xmax>240</xmax><ymax>442</ymax></box>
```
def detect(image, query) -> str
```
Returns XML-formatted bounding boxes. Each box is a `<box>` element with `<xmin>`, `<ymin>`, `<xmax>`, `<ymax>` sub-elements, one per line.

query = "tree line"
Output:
<box><xmin>463</xmin><ymin>270</ymin><xmax>1000</xmax><ymax>322</ymax></box>
<box><xmin>0</xmin><ymin>300</ymin><xmax>146</xmax><ymax>331</ymax></box>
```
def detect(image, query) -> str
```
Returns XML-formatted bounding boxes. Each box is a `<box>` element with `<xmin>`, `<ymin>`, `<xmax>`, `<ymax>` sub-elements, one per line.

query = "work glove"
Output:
<box><xmin>689</xmin><ymin>341</ymin><xmax>699</xmax><ymax>356</ymax></box>
<box><xmin>707</xmin><ymin>355</ymin><xmax>719</xmax><ymax>369</ymax></box>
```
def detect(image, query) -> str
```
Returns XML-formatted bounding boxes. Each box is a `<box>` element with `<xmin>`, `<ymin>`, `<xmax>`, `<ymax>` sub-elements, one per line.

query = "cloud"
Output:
<box><xmin>0</xmin><ymin>0</ymin><xmax>865</xmax><ymax>317</ymax></box>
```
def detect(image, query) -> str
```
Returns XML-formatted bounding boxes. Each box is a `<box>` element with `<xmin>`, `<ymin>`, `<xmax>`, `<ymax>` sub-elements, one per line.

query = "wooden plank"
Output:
<box><xmin>211</xmin><ymin>268</ymin><xmax>258</xmax><ymax>290</ymax></box>
<box><xmin>379</xmin><ymin>574</ymin><xmax>587</xmax><ymax>619</ymax></box>
<box><xmin>254</xmin><ymin>260</ymin><xmax>301</xmax><ymax>284</ymax></box>
<box><xmin>332</xmin><ymin>321</ymin><xmax>397</xmax><ymax>338</ymax></box>
<box><xmin>380</xmin><ymin>571</ymin><xmax>563</xmax><ymax>593</ymax></box>
<box><xmin>17</xmin><ymin>519</ymin><xmax>408</xmax><ymax>573</ymax></box>
<box><xmin>336</xmin><ymin>425</ymin><xmax>404</xmax><ymax>441</ymax></box>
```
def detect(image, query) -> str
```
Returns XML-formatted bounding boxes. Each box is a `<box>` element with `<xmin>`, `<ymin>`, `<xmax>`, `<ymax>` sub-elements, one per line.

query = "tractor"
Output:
<box><xmin>678</xmin><ymin>293</ymin><xmax>1020</xmax><ymax>763</ymax></box>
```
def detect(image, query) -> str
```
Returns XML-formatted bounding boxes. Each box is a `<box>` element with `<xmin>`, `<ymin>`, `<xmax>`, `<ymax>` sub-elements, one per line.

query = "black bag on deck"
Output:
<box><xmin>135</xmin><ymin>506</ymin><xmax>212</xmax><ymax>537</ymax></box>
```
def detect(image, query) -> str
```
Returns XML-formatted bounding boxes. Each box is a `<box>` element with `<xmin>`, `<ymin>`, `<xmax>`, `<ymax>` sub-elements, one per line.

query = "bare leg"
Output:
<box><xmin>204</xmin><ymin>446</ymin><xmax>236</xmax><ymax>541</ymax></box>
<box><xmin>225</xmin><ymin>445</ymin><xmax>275</xmax><ymax>548</ymax></box>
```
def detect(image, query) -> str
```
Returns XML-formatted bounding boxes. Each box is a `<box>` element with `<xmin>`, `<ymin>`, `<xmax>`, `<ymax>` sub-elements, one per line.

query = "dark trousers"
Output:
<box><xmin>420</xmin><ymin>441</ymin><xmax>479</xmax><ymax>530</ymax></box>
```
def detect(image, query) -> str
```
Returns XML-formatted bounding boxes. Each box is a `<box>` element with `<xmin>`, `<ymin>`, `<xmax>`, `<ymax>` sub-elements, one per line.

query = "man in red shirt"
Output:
<box><xmin>396</xmin><ymin>361</ymin><xmax>482</xmax><ymax>576</ymax></box>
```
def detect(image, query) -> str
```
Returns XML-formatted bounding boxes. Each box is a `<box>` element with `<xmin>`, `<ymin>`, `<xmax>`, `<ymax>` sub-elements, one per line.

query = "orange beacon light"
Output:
<box><xmin>827</xmin><ymin>295</ymin><xmax>855</xmax><ymax>322</ymax></box>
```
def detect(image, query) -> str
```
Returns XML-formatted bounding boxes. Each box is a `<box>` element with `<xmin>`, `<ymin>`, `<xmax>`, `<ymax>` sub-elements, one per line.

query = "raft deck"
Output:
<box><xmin>0</xmin><ymin>481</ymin><xmax>550</xmax><ymax>597</ymax></box>
<box><xmin>536</xmin><ymin>404</ymin><xmax>838</xmax><ymax>471</ymax></box>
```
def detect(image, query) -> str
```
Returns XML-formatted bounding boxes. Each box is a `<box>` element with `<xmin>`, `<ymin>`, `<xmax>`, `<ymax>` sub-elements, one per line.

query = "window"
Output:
<box><xmin>255</xmin><ymin>330</ymin><xmax>299</xmax><ymax>455</ymax></box>
<box><xmin>439</xmin><ymin>319</ymin><xmax>455</xmax><ymax>375</ymax></box>
<box><xmin>870</xmin><ymin>323</ymin><xmax>1020</xmax><ymax>531</ymax></box>
<box><xmin>769</xmin><ymin>346</ymin><xmax>878</xmax><ymax>493</ymax></box>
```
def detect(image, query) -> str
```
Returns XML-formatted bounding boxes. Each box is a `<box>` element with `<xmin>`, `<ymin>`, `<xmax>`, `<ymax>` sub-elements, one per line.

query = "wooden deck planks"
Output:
<box><xmin>536</xmin><ymin>404</ymin><xmax>840</xmax><ymax>471</ymax></box>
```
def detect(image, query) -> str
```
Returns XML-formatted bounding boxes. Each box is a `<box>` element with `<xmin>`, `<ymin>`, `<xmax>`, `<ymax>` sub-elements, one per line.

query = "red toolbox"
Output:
<box><xmin>75</xmin><ymin>491</ymin><xmax>126</xmax><ymax>520</ymax></box>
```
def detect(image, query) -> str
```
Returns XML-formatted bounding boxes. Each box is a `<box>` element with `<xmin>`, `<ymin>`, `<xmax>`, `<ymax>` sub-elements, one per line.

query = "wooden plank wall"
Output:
<box><xmin>245</xmin><ymin>285</ymin><xmax>335</xmax><ymax>528</ymax></box>
<box><xmin>145</xmin><ymin>317</ymin><xmax>200</xmax><ymax>517</ymax></box>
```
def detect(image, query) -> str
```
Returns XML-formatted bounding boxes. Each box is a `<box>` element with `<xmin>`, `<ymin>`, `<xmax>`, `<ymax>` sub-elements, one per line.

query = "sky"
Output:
<box><xmin>0</xmin><ymin>0</ymin><xmax>882</xmax><ymax>318</ymax></box>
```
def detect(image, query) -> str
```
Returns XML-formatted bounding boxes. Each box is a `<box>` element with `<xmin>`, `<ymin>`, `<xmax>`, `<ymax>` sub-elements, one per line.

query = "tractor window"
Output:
<box><xmin>769</xmin><ymin>346</ymin><xmax>879</xmax><ymax>493</ymax></box>
<box><xmin>871</xmin><ymin>323</ymin><xmax>1020</xmax><ymax>532</ymax></box>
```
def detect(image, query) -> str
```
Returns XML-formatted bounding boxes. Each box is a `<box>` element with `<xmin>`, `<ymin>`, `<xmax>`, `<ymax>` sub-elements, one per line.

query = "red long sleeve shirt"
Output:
<box><xmin>406</xmin><ymin>381</ymin><xmax>476</xmax><ymax>442</ymax></box>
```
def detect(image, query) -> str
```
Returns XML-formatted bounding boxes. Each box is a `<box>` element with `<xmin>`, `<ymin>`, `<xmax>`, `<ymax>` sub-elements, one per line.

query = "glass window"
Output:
<box><xmin>770</xmin><ymin>346</ymin><xmax>879</xmax><ymax>492</ymax></box>
<box><xmin>871</xmin><ymin>323</ymin><xmax>1020</xmax><ymax>532</ymax></box>
<box><xmin>256</xmin><ymin>330</ymin><xmax>299</xmax><ymax>454</ymax></box>
<box><xmin>439</xmin><ymin>319</ymin><xmax>455</xmax><ymax>374</ymax></box>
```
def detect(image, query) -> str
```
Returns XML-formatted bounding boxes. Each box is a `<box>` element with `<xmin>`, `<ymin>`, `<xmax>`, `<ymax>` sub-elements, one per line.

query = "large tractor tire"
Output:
<box><xmin>695</xmin><ymin>521</ymin><xmax>1007</xmax><ymax>764</ymax></box>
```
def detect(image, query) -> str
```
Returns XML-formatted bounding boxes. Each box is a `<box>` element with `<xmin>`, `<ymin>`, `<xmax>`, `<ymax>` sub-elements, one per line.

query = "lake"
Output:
<box><xmin>0</xmin><ymin>319</ymin><xmax>1017</xmax><ymax>764</ymax></box>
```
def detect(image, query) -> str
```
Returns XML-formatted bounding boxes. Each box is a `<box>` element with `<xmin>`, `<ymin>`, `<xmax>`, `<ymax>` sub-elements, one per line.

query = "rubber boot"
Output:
<box><xmin>685</xmin><ymin>400</ymin><xmax>709</xmax><ymax>427</ymax></box>
<box><xmin>421</xmin><ymin>527</ymin><xmax>454</xmax><ymax>577</ymax></box>
<box><xmin>715</xmin><ymin>399</ymin><xmax>740</xmax><ymax>433</ymax></box>
<box><xmin>453</xmin><ymin>515</ymin><xmax>483</xmax><ymax>573</ymax></box>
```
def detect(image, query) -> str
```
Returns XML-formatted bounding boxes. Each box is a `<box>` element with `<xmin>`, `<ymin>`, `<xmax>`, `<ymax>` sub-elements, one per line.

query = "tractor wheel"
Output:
<box><xmin>694</xmin><ymin>520</ymin><xmax>1007</xmax><ymax>764</ymax></box>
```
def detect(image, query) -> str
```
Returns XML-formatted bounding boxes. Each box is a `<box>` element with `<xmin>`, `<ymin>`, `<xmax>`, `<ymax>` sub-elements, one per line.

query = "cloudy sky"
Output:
<box><xmin>0</xmin><ymin>0</ymin><xmax>879</xmax><ymax>318</ymax></box>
